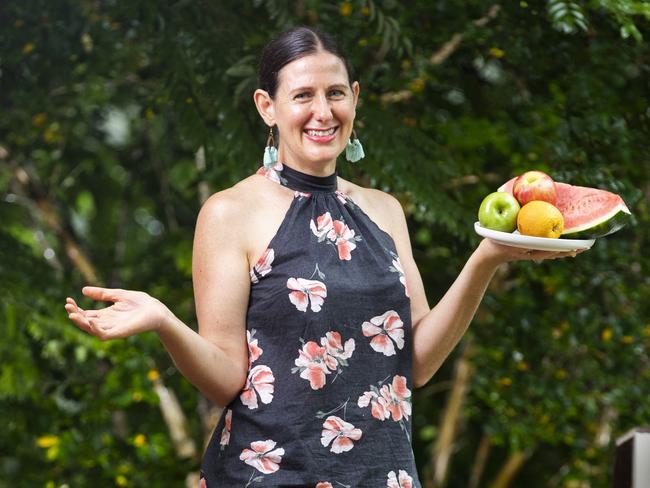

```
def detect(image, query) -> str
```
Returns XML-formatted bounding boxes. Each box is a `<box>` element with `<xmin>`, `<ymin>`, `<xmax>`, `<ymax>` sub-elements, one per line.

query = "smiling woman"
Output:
<box><xmin>65</xmin><ymin>25</ymin><xmax>583</xmax><ymax>488</ymax></box>
<box><xmin>253</xmin><ymin>28</ymin><xmax>360</xmax><ymax>175</ymax></box>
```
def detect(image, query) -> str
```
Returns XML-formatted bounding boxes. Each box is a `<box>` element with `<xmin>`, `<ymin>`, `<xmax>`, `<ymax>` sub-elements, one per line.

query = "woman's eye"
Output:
<box><xmin>294</xmin><ymin>92</ymin><xmax>310</xmax><ymax>99</ymax></box>
<box><xmin>329</xmin><ymin>90</ymin><xmax>344</xmax><ymax>97</ymax></box>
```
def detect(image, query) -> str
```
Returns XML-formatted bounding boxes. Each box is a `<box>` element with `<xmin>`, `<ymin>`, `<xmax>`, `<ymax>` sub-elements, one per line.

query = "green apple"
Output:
<box><xmin>478</xmin><ymin>191</ymin><xmax>521</xmax><ymax>232</ymax></box>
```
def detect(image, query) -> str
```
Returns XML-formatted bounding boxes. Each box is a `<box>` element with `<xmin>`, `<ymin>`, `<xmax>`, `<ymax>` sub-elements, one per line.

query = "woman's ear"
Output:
<box><xmin>253</xmin><ymin>89</ymin><xmax>275</xmax><ymax>127</ymax></box>
<box><xmin>351</xmin><ymin>81</ymin><xmax>360</xmax><ymax>107</ymax></box>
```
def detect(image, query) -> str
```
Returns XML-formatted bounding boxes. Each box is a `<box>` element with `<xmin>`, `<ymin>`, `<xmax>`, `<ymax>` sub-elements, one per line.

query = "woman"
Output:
<box><xmin>65</xmin><ymin>26</ymin><xmax>578</xmax><ymax>487</ymax></box>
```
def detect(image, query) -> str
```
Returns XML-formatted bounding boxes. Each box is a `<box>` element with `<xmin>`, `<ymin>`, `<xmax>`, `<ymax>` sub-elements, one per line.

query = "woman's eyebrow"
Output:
<box><xmin>288</xmin><ymin>84</ymin><xmax>349</xmax><ymax>93</ymax></box>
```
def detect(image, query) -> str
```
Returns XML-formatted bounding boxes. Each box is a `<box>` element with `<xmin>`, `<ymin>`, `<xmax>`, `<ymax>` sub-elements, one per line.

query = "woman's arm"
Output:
<box><xmin>66</xmin><ymin>190</ymin><xmax>251</xmax><ymax>407</ymax></box>
<box><xmin>381</xmin><ymin>193</ymin><xmax>578</xmax><ymax>388</ymax></box>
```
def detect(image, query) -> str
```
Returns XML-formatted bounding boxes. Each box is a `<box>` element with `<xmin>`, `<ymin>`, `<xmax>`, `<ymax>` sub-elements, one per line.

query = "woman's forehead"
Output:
<box><xmin>277</xmin><ymin>52</ymin><xmax>349</xmax><ymax>92</ymax></box>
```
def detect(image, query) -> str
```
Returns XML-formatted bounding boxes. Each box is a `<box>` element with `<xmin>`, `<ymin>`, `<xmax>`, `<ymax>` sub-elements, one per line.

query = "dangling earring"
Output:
<box><xmin>263</xmin><ymin>126</ymin><xmax>278</xmax><ymax>168</ymax></box>
<box><xmin>345</xmin><ymin>128</ymin><xmax>365</xmax><ymax>163</ymax></box>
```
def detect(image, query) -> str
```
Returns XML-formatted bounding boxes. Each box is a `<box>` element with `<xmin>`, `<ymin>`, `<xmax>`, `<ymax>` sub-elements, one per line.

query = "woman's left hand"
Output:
<box><xmin>477</xmin><ymin>237</ymin><xmax>585</xmax><ymax>267</ymax></box>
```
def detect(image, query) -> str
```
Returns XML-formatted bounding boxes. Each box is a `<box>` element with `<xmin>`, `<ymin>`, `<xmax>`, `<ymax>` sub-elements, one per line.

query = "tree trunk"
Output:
<box><xmin>426</xmin><ymin>341</ymin><xmax>474</xmax><ymax>488</ymax></box>
<box><xmin>488</xmin><ymin>449</ymin><xmax>533</xmax><ymax>488</ymax></box>
<box><xmin>468</xmin><ymin>434</ymin><xmax>491</xmax><ymax>488</ymax></box>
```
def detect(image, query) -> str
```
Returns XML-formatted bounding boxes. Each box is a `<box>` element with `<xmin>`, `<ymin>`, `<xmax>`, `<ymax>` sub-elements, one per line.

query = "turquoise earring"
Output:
<box><xmin>263</xmin><ymin>127</ymin><xmax>278</xmax><ymax>168</ymax></box>
<box><xmin>345</xmin><ymin>129</ymin><xmax>365</xmax><ymax>163</ymax></box>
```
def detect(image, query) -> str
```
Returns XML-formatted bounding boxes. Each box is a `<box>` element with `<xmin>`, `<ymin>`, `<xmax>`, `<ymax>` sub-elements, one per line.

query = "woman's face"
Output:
<box><xmin>261</xmin><ymin>51</ymin><xmax>359</xmax><ymax>172</ymax></box>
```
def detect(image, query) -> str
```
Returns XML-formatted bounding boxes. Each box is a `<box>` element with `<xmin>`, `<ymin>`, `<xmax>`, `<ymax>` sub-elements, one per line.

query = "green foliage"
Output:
<box><xmin>1</xmin><ymin>0</ymin><xmax>649</xmax><ymax>486</ymax></box>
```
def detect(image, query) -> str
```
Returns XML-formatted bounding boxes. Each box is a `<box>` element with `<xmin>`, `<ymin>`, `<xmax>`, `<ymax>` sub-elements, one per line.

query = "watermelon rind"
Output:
<box><xmin>560</xmin><ymin>203</ymin><xmax>631</xmax><ymax>239</ymax></box>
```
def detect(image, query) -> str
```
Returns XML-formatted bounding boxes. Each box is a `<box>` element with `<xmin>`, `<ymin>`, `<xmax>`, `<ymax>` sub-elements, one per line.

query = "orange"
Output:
<box><xmin>517</xmin><ymin>201</ymin><xmax>564</xmax><ymax>238</ymax></box>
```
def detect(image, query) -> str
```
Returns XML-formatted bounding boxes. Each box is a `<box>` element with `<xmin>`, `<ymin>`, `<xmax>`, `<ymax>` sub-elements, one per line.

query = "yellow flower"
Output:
<box><xmin>497</xmin><ymin>377</ymin><xmax>512</xmax><ymax>387</ymax></box>
<box><xmin>132</xmin><ymin>391</ymin><xmax>143</xmax><ymax>402</ymax></box>
<box><xmin>401</xmin><ymin>59</ymin><xmax>412</xmax><ymax>70</ymax></box>
<box><xmin>115</xmin><ymin>475</ymin><xmax>128</xmax><ymax>487</ymax></box>
<box><xmin>622</xmin><ymin>335</ymin><xmax>633</xmax><ymax>344</ymax></box>
<box><xmin>489</xmin><ymin>47</ymin><xmax>505</xmax><ymax>58</ymax></box>
<box><xmin>554</xmin><ymin>369</ymin><xmax>568</xmax><ymax>379</ymax></box>
<box><xmin>43</xmin><ymin>125</ymin><xmax>60</xmax><ymax>143</ymax></box>
<box><xmin>643</xmin><ymin>324</ymin><xmax>650</xmax><ymax>336</ymax></box>
<box><xmin>601</xmin><ymin>328</ymin><xmax>613</xmax><ymax>342</ymax></box>
<box><xmin>361</xmin><ymin>6</ymin><xmax>370</xmax><ymax>15</ymax></box>
<box><xmin>147</xmin><ymin>369</ymin><xmax>159</xmax><ymax>381</ymax></box>
<box><xmin>133</xmin><ymin>434</ymin><xmax>146</xmax><ymax>447</ymax></box>
<box><xmin>145</xmin><ymin>108</ymin><xmax>155</xmax><ymax>120</ymax></box>
<box><xmin>517</xmin><ymin>361</ymin><xmax>530</xmax><ymax>371</ymax></box>
<box><xmin>46</xmin><ymin>445</ymin><xmax>59</xmax><ymax>461</ymax></box>
<box><xmin>408</xmin><ymin>78</ymin><xmax>425</xmax><ymax>93</ymax></box>
<box><xmin>358</xmin><ymin>38</ymin><xmax>368</xmax><ymax>47</ymax></box>
<box><xmin>340</xmin><ymin>2</ymin><xmax>353</xmax><ymax>16</ymax></box>
<box><xmin>185</xmin><ymin>97</ymin><xmax>193</xmax><ymax>104</ymax></box>
<box><xmin>22</xmin><ymin>43</ymin><xmax>35</xmax><ymax>54</ymax></box>
<box><xmin>32</xmin><ymin>113</ymin><xmax>47</xmax><ymax>126</ymax></box>
<box><xmin>36</xmin><ymin>435</ymin><xmax>59</xmax><ymax>448</ymax></box>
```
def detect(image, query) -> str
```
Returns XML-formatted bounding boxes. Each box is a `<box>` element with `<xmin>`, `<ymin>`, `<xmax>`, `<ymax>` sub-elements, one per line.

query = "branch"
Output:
<box><xmin>488</xmin><ymin>448</ymin><xmax>534</xmax><ymax>488</ymax></box>
<box><xmin>427</xmin><ymin>341</ymin><xmax>474</xmax><ymax>488</ymax></box>
<box><xmin>152</xmin><ymin>377</ymin><xmax>198</xmax><ymax>459</ymax></box>
<box><xmin>381</xmin><ymin>5</ymin><xmax>501</xmax><ymax>104</ymax></box>
<box><xmin>468</xmin><ymin>434</ymin><xmax>491</xmax><ymax>488</ymax></box>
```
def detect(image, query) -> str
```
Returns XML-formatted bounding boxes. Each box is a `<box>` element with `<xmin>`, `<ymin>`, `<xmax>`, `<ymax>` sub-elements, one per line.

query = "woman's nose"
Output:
<box><xmin>312</xmin><ymin>93</ymin><xmax>333</xmax><ymax>120</ymax></box>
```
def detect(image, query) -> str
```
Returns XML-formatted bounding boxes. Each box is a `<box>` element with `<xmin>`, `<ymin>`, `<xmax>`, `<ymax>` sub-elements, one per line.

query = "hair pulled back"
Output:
<box><xmin>258</xmin><ymin>26</ymin><xmax>356</xmax><ymax>99</ymax></box>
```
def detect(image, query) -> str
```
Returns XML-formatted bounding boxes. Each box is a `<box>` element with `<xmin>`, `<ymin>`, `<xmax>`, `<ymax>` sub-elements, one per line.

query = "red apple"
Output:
<box><xmin>513</xmin><ymin>170</ymin><xmax>557</xmax><ymax>205</ymax></box>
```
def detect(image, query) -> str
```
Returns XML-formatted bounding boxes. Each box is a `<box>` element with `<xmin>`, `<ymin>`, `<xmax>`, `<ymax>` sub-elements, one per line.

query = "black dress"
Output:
<box><xmin>200</xmin><ymin>163</ymin><xmax>421</xmax><ymax>488</ymax></box>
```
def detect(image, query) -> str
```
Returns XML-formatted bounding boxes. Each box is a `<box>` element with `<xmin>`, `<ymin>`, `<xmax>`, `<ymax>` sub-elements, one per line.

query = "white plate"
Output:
<box><xmin>474</xmin><ymin>222</ymin><xmax>595</xmax><ymax>252</ymax></box>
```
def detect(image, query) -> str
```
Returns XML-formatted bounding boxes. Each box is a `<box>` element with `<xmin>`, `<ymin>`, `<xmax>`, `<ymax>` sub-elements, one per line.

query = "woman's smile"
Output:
<box><xmin>304</xmin><ymin>126</ymin><xmax>338</xmax><ymax>142</ymax></box>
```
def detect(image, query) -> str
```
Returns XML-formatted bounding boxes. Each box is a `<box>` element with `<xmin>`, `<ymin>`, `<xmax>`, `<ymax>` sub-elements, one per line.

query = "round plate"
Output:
<box><xmin>474</xmin><ymin>222</ymin><xmax>595</xmax><ymax>252</ymax></box>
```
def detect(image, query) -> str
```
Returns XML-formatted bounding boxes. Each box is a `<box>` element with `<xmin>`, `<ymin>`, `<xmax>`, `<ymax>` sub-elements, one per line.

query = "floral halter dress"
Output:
<box><xmin>200</xmin><ymin>163</ymin><xmax>421</xmax><ymax>488</ymax></box>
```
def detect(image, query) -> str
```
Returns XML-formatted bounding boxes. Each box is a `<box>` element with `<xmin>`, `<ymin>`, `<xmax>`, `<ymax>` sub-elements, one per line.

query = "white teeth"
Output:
<box><xmin>306</xmin><ymin>127</ymin><xmax>336</xmax><ymax>137</ymax></box>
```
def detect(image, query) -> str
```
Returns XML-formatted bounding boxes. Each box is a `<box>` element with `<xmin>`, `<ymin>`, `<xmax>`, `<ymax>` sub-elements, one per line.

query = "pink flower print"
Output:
<box><xmin>320</xmin><ymin>416</ymin><xmax>362</xmax><ymax>454</ymax></box>
<box><xmin>256</xmin><ymin>162</ymin><xmax>283</xmax><ymax>184</ymax></box>
<box><xmin>240</xmin><ymin>365</ymin><xmax>275</xmax><ymax>409</ymax></box>
<box><xmin>387</xmin><ymin>470</ymin><xmax>414</xmax><ymax>488</ymax></box>
<box><xmin>239</xmin><ymin>439</ymin><xmax>285</xmax><ymax>474</ymax></box>
<box><xmin>293</xmin><ymin>341</ymin><xmax>332</xmax><ymax>390</ymax></box>
<box><xmin>316</xmin><ymin>483</ymin><xmax>333</xmax><ymax>488</ymax></box>
<box><xmin>219</xmin><ymin>409</ymin><xmax>232</xmax><ymax>449</ymax></box>
<box><xmin>357</xmin><ymin>390</ymin><xmax>390</xmax><ymax>421</ymax></box>
<box><xmin>310</xmin><ymin>211</ymin><xmax>334</xmax><ymax>239</ymax></box>
<box><xmin>321</xmin><ymin>331</ymin><xmax>355</xmax><ymax>364</ymax></box>
<box><xmin>294</xmin><ymin>190</ymin><xmax>312</xmax><ymax>199</ymax></box>
<box><xmin>247</xmin><ymin>330</ymin><xmax>263</xmax><ymax>368</ymax></box>
<box><xmin>199</xmin><ymin>478</ymin><xmax>207</xmax><ymax>488</ymax></box>
<box><xmin>326</xmin><ymin>220</ymin><xmax>357</xmax><ymax>260</ymax></box>
<box><xmin>391</xmin><ymin>257</ymin><xmax>410</xmax><ymax>297</ymax></box>
<box><xmin>250</xmin><ymin>248</ymin><xmax>274</xmax><ymax>284</ymax></box>
<box><xmin>287</xmin><ymin>277</ymin><xmax>327</xmax><ymax>312</ymax></box>
<box><xmin>379</xmin><ymin>375</ymin><xmax>412</xmax><ymax>422</ymax></box>
<box><xmin>362</xmin><ymin>310</ymin><xmax>405</xmax><ymax>356</ymax></box>
<box><xmin>335</xmin><ymin>189</ymin><xmax>349</xmax><ymax>205</ymax></box>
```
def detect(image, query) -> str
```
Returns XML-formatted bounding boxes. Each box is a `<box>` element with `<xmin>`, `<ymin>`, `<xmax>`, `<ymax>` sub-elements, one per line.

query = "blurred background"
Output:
<box><xmin>1</xmin><ymin>1</ymin><xmax>649</xmax><ymax>486</ymax></box>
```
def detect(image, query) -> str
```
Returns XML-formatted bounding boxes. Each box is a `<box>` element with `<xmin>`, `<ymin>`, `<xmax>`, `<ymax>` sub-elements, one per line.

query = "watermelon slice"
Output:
<box><xmin>497</xmin><ymin>177</ymin><xmax>631</xmax><ymax>239</ymax></box>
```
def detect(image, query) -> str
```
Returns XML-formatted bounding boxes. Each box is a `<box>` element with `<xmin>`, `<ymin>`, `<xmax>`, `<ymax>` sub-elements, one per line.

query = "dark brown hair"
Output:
<box><xmin>258</xmin><ymin>26</ymin><xmax>356</xmax><ymax>99</ymax></box>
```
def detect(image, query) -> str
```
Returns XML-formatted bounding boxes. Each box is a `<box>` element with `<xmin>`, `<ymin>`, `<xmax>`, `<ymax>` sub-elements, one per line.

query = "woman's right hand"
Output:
<box><xmin>65</xmin><ymin>286</ymin><xmax>171</xmax><ymax>341</ymax></box>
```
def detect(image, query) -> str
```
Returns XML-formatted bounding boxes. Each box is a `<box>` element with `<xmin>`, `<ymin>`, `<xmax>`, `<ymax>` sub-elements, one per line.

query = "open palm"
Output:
<box><xmin>65</xmin><ymin>286</ymin><xmax>169</xmax><ymax>340</ymax></box>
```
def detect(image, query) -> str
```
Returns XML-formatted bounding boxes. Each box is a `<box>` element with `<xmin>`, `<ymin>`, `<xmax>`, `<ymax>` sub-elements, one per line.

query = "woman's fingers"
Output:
<box><xmin>82</xmin><ymin>286</ymin><xmax>126</xmax><ymax>303</ymax></box>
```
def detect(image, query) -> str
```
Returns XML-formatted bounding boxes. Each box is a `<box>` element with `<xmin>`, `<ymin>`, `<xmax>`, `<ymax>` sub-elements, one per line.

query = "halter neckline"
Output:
<box><xmin>279</xmin><ymin>164</ymin><xmax>338</xmax><ymax>192</ymax></box>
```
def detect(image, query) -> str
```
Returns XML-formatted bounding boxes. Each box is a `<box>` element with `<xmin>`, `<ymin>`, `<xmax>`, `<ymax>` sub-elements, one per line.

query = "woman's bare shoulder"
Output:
<box><xmin>199</xmin><ymin>172</ymin><xmax>283</xmax><ymax>220</ymax></box>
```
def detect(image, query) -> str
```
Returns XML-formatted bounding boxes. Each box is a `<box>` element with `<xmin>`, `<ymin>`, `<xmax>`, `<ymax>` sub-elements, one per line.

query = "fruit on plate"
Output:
<box><xmin>554</xmin><ymin>182</ymin><xmax>631</xmax><ymax>238</ymax></box>
<box><xmin>517</xmin><ymin>201</ymin><xmax>564</xmax><ymax>238</ymax></box>
<box><xmin>498</xmin><ymin>178</ymin><xmax>631</xmax><ymax>239</ymax></box>
<box><xmin>512</xmin><ymin>170</ymin><xmax>557</xmax><ymax>206</ymax></box>
<box><xmin>478</xmin><ymin>192</ymin><xmax>521</xmax><ymax>232</ymax></box>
